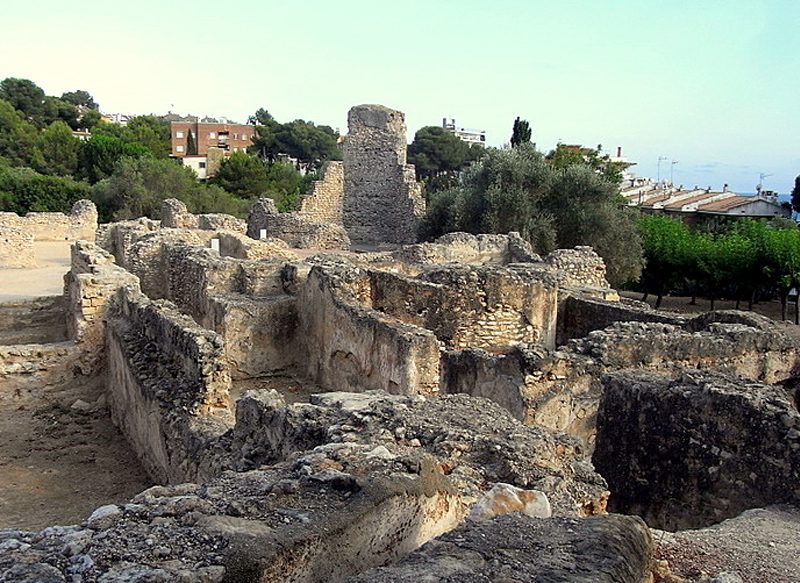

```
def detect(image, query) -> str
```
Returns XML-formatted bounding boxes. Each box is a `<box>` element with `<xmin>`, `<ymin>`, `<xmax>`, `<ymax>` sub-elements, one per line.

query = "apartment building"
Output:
<box><xmin>170</xmin><ymin>120</ymin><xmax>253</xmax><ymax>158</ymax></box>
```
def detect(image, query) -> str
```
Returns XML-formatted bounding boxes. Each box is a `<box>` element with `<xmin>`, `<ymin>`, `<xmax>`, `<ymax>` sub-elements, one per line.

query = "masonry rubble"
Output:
<box><xmin>2</xmin><ymin>105</ymin><xmax>798</xmax><ymax>583</ymax></box>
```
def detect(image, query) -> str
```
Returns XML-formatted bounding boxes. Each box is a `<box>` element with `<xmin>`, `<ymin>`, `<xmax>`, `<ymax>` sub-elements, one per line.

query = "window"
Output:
<box><xmin>176</xmin><ymin>145</ymin><xmax>184</xmax><ymax>152</ymax></box>
<box><xmin>176</xmin><ymin>131</ymin><xmax>184</xmax><ymax>139</ymax></box>
<box><xmin>233</xmin><ymin>133</ymin><xmax>239</xmax><ymax>140</ymax></box>
<box><xmin>199</xmin><ymin>162</ymin><xmax>206</xmax><ymax>169</ymax></box>
<box><xmin>209</xmin><ymin>132</ymin><xmax>216</xmax><ymax>139</ymax></box>
<box><xmin>241</xmin><ymin>133</ymin><xmax>248</xmax><ymax>141</ymax></box>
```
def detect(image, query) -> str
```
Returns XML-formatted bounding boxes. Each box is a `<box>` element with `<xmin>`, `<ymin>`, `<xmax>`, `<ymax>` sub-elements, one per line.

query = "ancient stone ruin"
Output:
<box><xmin>1</xmin><ymin>105</ymin><xmax>798</xmax><ymax>583</ymax></box>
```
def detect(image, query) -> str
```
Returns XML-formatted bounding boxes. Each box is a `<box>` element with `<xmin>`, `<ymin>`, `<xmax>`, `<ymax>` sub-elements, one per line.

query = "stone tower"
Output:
<box><xmin>342</xmin><ymin>104</ymin><xmax>425</xmax><ymax>245</ymax></box>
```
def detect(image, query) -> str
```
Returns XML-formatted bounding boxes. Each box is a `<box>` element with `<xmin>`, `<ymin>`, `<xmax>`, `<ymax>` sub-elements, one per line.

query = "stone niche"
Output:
<box><xmin>342</xmin><ymin>104</ymin><xmax>425</xmax><ymax>246</ymax></box>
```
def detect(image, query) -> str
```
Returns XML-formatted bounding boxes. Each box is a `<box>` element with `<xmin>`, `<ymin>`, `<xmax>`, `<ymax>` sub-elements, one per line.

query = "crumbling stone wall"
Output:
<box><xmin>0</xmin><ymin>199</ymin><xmax>97</xmax><ymax>242</ymax></box>
<box><xmin>370</xmin><ymin>264</ymin><xmax>560</xmax><ymax>350</ymax></box>
<box><xmin>0</xmin><ymin>226</ymin><xmax>34</xmax><ymax>268</ymax></box>
<box><xmin>392</xmin><ymin>232</ymin><xmax>540</xmax><ymax>268</ymax></box>
<box><xmin>545</xmin><ymin>246</ymin><xmax>610</xmax><ymax>290</ymax></box>
<box><xmin>594</xmin><ymin>370</ymin><xmax>800</xmax><ymax>530</ymax></box>
<box><xmin>215</xmin><ymin>230</ymin><xmax>297</xmax><ymax>261</ymax></box>
<box><xmin>557</xmin><ymin>294</ymin><xmax>686</xmax><ymax>344</ymax></box>
<box><xmin>298</xmin><ymin>160</ymin><xmax>344</xmax><ymax>224</ymax></box>
<box><xmin>296</xmin><ymin>263</ymin><xmax>441</xmax><ymax>395</ymax></box>
<box><xmin>342</xmin><ymin>104</ymin><xmax>425</xmax><ymax>245</ymax></box>
<box><xmin>247</xmin><ymin>197</ymin><xmax>351</xmax><ymax>249</ymax></box>
<box><xmin>105</xmin><ymin>286</ymin><xmax>233</xmax><ymax>483</ymax></box>
<box><xmin>160</xmin><ymin>198</ymin><xmax>246</xmax><ymax>233</ymax></box>
<box><xmin>64</xmin><ymin>242</ymin><xmax>140</xmax><ymax>355</ymax></box>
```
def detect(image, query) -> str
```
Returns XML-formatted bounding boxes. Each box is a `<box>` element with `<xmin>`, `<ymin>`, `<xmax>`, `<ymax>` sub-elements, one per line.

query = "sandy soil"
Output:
<box><xmin>0</xmin><ymin>241</ymin><xmax>72</xmax><ymax>302</ymax></box>
<box><xmin>0</xmin><ymin>370</ymin><xmax>152</xmax><ymax>531</ymax></box>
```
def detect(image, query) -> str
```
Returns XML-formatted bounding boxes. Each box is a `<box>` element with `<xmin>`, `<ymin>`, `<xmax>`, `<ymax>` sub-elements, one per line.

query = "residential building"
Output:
<box><xmin>170</xmin><ymin>120</ymin><xmax>253</xmax><ymax>158</ymax></box>
<box><xmin>620</xmin><ymin>178</ymin><xmax>790</xmax><ymax>225</ymax></box>
<box><xmin>442</xmin><ymin>118</ymin><xmax>486</xmax><ymax>146</ymax></box>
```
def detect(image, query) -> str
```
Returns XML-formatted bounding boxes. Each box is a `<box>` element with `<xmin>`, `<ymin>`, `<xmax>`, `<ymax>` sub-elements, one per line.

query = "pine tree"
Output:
<box><xmin>791</xmin><ymin>175</ymin><xmax>800</xmax><ymax>215</ymax></box>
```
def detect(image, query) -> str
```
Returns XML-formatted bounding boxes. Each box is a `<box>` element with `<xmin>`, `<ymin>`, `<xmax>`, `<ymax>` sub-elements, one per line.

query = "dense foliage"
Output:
<box><xmin>249</xmin><ymin>108</ymin><xmax>341</xmax><ymax>170</ymax></box>
<box><xmin>638</xmin><ymin>215</ymin><xmax>800</xmax><ymax>320</ymax></box>
<box><xmin>407</xmin><ymin>126</ymin><xmax>483</xmax><ymax>192</ymax></box>
<box><xmin>419</xmin><ymin>144</ymin><xmax>643</xmax><ymax>287</ymax></box>
<box><xmin>510</xmin><ymin>117</ymin><xmax>532</xmax><ymax>147</ymax></box>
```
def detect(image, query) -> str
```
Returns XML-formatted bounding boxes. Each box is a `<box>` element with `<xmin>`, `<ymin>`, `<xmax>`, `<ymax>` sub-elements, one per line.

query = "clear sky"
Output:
<box><xmin>2</xmin><ymin>0</ymin><xmax>798</xmax><ymax>194</ymax></box>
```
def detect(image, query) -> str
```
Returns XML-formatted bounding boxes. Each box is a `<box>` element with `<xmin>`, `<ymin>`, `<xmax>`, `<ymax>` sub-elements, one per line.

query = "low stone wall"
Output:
<box><xmin>247</xmin><ymin>197</ymin><xmax>351</xmax><ymax>250</ymax></box>
<box><xmin>0</xmin><ymin>199</ymin><xmax>97</xmax><ymax>242</ymax></box>
<box><xmin>392</xmin><ymin>232</ymin><xmax>540</xmax><ymax>267</ymax></box>
<box><xmin>216</xmin><ymin>230</ymin><xmax>297</xmax><ymax>261</ymax></box>
<box><xmin>105</xmin><ymin>286</ymin><xmax>233</xmax><ymax>483</ymax></box>
<box><xmin>557</xmin><ymin>294</ymin><xmax>685</xmax><ymax>344</ymax></box>
<box><xmin>0</xmin><ymin>226</ymin><xmax>34</xmax><ymax>268</ymax></box>
<box><xmin>594</xmin><ymin>370</ymin><xmax>800</xmax><ymax>530</ymax></box>
<box><xmin>298</xmin><ymin>161</ymin><xmax>344</xmax><ymax>224</ymax></box>
<box><xmin>297</xmin><ymin>263</ymin><xmax>441</xmax><ymax>395</ymax></box>
<box><xmin>64</xmin><ymin>242</ymin><xmax>140</xmax><ymax>358</ymax></box>
<box><xmin>544</xmin><ymin>246</ymin><xmax>610</xmax><ymax>289</ymax></box>
<box><xmin>160</xmin><ymin>199</ymin><xmax>246</xmax><ymax>233</ymax></box>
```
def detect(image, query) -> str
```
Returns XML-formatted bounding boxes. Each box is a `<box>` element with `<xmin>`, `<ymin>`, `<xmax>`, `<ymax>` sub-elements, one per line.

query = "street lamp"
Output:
<box><xmin>657</xmin><ymin>156</ymin><xmax>668</xmax><ymax>184</ymax></box>
<box><xmin>670</xmin><ymin>160</ymin><xmax>678</xmax><ymax>186</ymax></box>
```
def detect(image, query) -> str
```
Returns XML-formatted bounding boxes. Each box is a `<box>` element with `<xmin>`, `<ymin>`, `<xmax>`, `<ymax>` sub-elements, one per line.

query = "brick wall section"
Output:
<box><xmin>298</xmin><ymin>161</ymin><xmax>344</xmax><ymax>224</ymax></box>
<box><xmin>0</xmin><ymin>226</ymin><xmax>34</xmax><ymax>267</ymax></box>
<box><xmin>0</xmin><ymin>199</ymin><xmax>97</xmax><ymax>242</ymax></box>
<box><xmin>342</xmin><ymin>105</ymin><xmax>425</xmax><ymax>245</ymax></box>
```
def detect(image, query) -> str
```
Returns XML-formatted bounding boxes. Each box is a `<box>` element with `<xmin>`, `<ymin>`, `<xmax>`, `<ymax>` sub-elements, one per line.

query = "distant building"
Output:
<box><xmin>620</xmin><ymin>178</ymin><xmax>790</xmax><ymax>224</ymax></box>
<box><xmin>101</xmin><ymin>112</ymin><xmax>131</xmax><ymax>126</ymax></box>
<box><xmin>442</xmin><ymin>118</ymin><xmax>486</xmax><ymax>146</ymax></box>
<box><xmin>170</xmin><ymin>119</ymin><xmax>254</xmax><ymax>178</ymax></box>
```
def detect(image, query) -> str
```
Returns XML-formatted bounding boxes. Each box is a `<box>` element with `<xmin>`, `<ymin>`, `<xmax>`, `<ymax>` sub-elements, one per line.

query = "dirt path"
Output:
<box><xmin>0</xmin><ymin>371</ymin><xmax>152</xmax><ymax>531</ymax></box>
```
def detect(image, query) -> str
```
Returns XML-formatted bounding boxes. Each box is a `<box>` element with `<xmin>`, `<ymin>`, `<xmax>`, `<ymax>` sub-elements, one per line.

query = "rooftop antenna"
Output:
<box><xmin>757</xmin><ymin>172</ymin><xmax>772</xmax><ymax>195</ymax></box>
<box><xmin>657</xmin><ymin>156</ymin><xmax>668</xmax><ymax>184</ymax></box>
<box><xmin>670</xmin><ymin>160</ymin><xmax>678</xmax><ymax>186</ymax></box>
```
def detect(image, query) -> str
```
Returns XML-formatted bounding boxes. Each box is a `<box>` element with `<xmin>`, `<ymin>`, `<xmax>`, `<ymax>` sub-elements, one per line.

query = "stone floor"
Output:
<box><xmin>0</xmin><ymin>241</ymin><xmax>72</xmax><ymax>302</ymax></box>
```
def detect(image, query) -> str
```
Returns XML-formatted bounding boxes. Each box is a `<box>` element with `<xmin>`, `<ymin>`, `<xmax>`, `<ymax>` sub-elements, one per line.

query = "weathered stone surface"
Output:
<box><xmin>247</xmin><ymin>197</ymin><xmax>351</xmax><ymax>249</ymax></box>
<box><xmin>346</xmin><ymin>513</ymin><xmax>654</xmax><ymax>583</ymax></box>
<box><xmin>298</xmin><ymin>160</ymin><xmax>344</xmax><ymax>224</ymax></box>
<box><xmin>0</xmin><ymin>199</ymin><xmax>97</xmax><ymax>246</ymax></box>
<box><xmin>342</xmin><ymin>104</ymin><xmax>425</xmax><ymax>245</ymax></box>
<box><xmin>0</xmin><ymin>226</ymin><xmax>34</xmax><ymax>268</ymax></box>
<box><xmin>392</xmin><ymin>232</ymin><xmax>541</xmax><ymax>267</ymax></box>
<box><xmin>594</xmin><ymin>370</ymin><xmax>800</xmax><ymax>530</ymax></box>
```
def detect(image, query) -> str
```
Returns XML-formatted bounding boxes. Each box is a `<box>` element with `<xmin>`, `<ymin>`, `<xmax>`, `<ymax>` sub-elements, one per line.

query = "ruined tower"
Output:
<box><xmin>342</xmin><ymin>104</ymin><xmax>425</xmax><ymax>245</ymax></box>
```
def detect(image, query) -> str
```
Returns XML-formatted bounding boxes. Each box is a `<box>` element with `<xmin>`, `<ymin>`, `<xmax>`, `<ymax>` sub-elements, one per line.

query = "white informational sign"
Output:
<box><xmin>210</xmin><ymin>238</ymin><xmax>220</xmax><ymax>252</ymax></box>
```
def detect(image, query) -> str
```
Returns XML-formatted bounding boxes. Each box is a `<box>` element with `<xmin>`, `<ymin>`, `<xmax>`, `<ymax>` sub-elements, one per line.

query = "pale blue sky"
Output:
<box><xmin>3</xmin><ymin>0</ymin><xmax>798</xmax><ymax>193</ymax></box>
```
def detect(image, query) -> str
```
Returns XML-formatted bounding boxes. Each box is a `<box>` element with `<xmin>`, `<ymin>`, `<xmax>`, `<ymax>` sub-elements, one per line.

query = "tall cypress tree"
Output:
<box><xmin>186</xmin><ymin>128</ymin><xmax>197</xmax><ymax>156</ymax></box>
<box><xmin>510</xmin><ymin>117</ymin><xmax>532</xmax><ymax>148</ymax></box>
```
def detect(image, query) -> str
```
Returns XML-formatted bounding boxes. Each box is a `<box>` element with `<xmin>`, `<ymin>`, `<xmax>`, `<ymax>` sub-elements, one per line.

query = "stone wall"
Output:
<box><xmin>160</xmin><ymin>198</ymin><xmax>246</xmax><ymax>233</ymax></box>
<box><xmin>392</xmin><ymin>232</ymin><xmax>540</xmax><ymax>267</ymax></box>
<box><xmin>296</xmin><ymin>263</ymin><xmax>441</xmax><ymax>395</ymax></box>
<box><xmin>557</xmin><ymin>294</ymin><xmax>685</xmax><ymax>344</ymax></box>
<box><xmin>370</xmin><ymin>264</ymin><xmax>560</xmax><ymax>350</ymax></box>
<box><xmin>0</xmin><ymin>199</ymin><xmax>97</xmax><ymax>242</ymax></box>
<box><xmin>64</xmin><ymin>242</ymin><xmax>140</xmax><ymax>356</ymax></box>
<box><xmin>247</xmin><ymin>197</ymin><xmax>351</xmax><ymax>250</ymax></box>
<box><xmin>594</xmin><ymin>370</ymin><xmax>800</xmax><ymax>530</ymax></box>
<box><xmin>105</xmin><ymin>286</ymin><xmax>233</xmax><ymax>483</ymax></box>
<box><xmin>298</xmin><ymin>161</ymin><xmax>344</xmax><ymax>224</ymax></box>
<box><xmin>0</xmin><ymin>226</ymin><xmax>34</xmax><ymax>268</ymax></box>
<box><xmin>544</xmin><ymin>246</ymin><xmax>610</xmax><ymax>290</ymax></box>
<box><xmin>342</xmin><ymin>104</ymin><xmax>425</xmax><ymax>245</ymax></box>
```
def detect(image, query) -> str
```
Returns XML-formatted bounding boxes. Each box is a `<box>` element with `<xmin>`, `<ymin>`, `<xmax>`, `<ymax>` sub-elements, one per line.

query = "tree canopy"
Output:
<box><xmin>249</xmin><ymin>108</ymin><xmax>341</xmax><ymax>169</ymax></box>
<box><xmin>419</xmin><ymin>144</ymin><xmax>643</xmax><ymax>286</ymax></box>
<box><xmin>60</xmin><ymin>90</ymin><xmax>98</xmax><ymax>110</ymax></box>
<box><xmin>791</xmin><ymin>175</ymin><xmax>800</xmax><ymax>215</ymax></box>
<box><xmin>407</xmin><ymin>126</ymin><xmax>482</xmax><ymax>192</ymax></box>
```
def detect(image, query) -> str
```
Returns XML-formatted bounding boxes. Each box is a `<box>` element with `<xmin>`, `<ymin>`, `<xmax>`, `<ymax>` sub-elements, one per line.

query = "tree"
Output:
<box><xmin>78</xmin><ymin>134</ymin><xmax>151</xmax><ymax>183</ymax></box>
<box><xmin>546</xmin><ymin>143</ymin><xmax>628</xmax><ymax>186</ymax></box>
<box><xmin>0</xmin><ymin>99</ymin><xmax>38</xmax><ymax>166</ymax></box>
<box><xmin>92</xmin><ymin>116</ymin><xmax>171</xmax><ymax>159</ymax></box>
<box><xmin>249</xmin><ymin>109</ymin><xmax>341</xmax><ymax>169</ymax></box>
<box><xmin>407</xmin><ymin>126</ymin><xmax>482</xmax><ymax>188</ymax></box>
<box><xmin>60</xmin><ymin>90</ymin><xmax>98</xmax><ymax>110</ymax></box>
<box><xmin>91</xmin><ymin>157</ymin><xmax>247</xmax><ymax>222</ymax></box>
<box><xmin>80</xmin><ymin>109</ymin><xmax>102</xmax><ymax>130</ymax></box>
<box><xmin>791</xmin><ymin>175</ymin><xmax>800</xmax><ymax>215</ymax></box>
<box><xmin>186</xmin><ymin>128</ymin><xmax>197</xmax><ymax>156</ymax></box>
<box><xmin>0</xmin><ymin>162</ymin><xmax>91</xmax><ymax>214</ymax></box>
<box><xmin>35</xmin><ymin>121</ymin><xmax>80</xmax><ymax>176</ymax></box>
<box><xmin>0</xmin><ymin>78</ymin><xmax>45</xmax><ymax>123</ymax></box>
<box><xmin>211</xmin><ymin>152</ymin><xmax>307</xmax><ymax>211</ymax></box>
<box><xmin>41</xmin><ymin>96</ymin><xmax>79</xmax><ymax>129</ymax></box>
<box><xmin>510</xmin><ymin>117</ymin><xmax>532</xmax><ymax>147</ymax></box>
<box><xmin>417</xmin><ymin>144</ymin><xmax>643</xmax><ymax>287</ymax></box>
